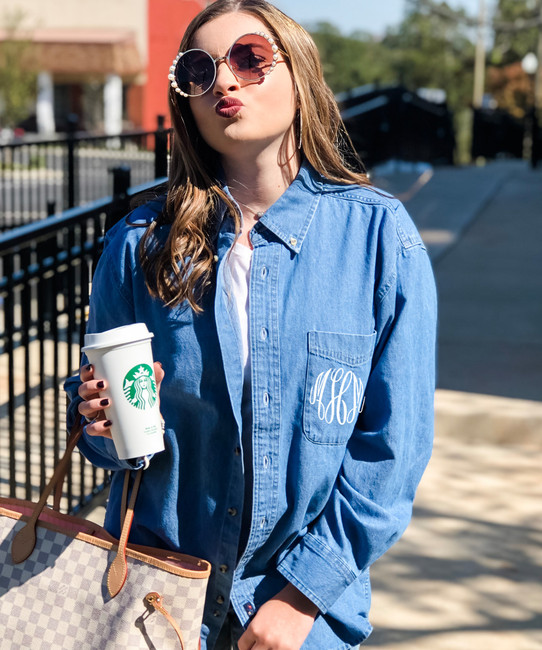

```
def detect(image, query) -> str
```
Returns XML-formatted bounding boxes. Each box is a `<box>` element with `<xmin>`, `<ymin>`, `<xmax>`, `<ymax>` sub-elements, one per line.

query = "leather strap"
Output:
<box><xmin>107</xmin><ymin>469</ymin><xmax>143</xmax><ymax>597</ymax></box>
<box><xmin>11</xmin><ymin>418</ymin><xmax>85</xmax><ymax>564</ymax></box>
<box><xmin>11</xmin><ymin>415</ymin><xmax>145</xmax><ymax>602</ymax></box>
<box><xmin>120</xmin><ymin>467</ymin><xmax>130</xmax><ymax>525</ymax></box>
<box><xmin>145</xmin><ymin>592</ymin><xmax>186</xmax><ymax>649</ymax></box>
<box><xmin>53</xmin><ymin>414</ymin><xmax>84</xmax><ymax>512</ymax></box>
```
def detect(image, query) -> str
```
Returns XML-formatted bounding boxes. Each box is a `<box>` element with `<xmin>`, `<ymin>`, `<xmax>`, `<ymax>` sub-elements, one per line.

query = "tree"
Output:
<box><xmin>310</xmin><ymin>22</ymin><xmax>396</xmax><ymax>94</ymax></box>
<box><xmin>487</xmin><ymin>62</ymin><xmax>532</xmax><ymax>117</ymax></box>
<box><xmin>382</xmin><ymin>0</ymin><xmax>475</xmax><ymax>112</ymax></box>
<box><xmin>491</xmin><ymin>0</ymin><xmax>539</xmax><ymax>65</ymax></box>
<box><xmin>0</xmin><ymin>10</ymin><xmax>37</xmax><ymax>129</ymax></box>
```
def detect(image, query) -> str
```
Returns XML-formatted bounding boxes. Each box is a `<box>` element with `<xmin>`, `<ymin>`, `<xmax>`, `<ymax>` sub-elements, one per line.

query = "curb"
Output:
<box><xmin>435</xmin><ymin>389</ymin><xmax>542</xmax><ymax>446</ymax></box>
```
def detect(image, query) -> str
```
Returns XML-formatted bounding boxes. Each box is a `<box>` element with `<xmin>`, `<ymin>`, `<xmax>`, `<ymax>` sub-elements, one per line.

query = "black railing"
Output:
<box><xmin>0</xmin><ymin>175</ymin><xmax>165</xmax><ymax>514</ymax></box>
<box><xmin>338</xmin><ymin>84</ymin><xmax>456</xmax><ymax>168</ymax></box>
<box><xmin>471</xmin><ymin>107</ymin><xmax>525</xmax><ymax>161</ymax></box>
<box><xmin>0</xmin><ymin>116</ymin><xmax>171</xmax><ymax>232</ymax></box>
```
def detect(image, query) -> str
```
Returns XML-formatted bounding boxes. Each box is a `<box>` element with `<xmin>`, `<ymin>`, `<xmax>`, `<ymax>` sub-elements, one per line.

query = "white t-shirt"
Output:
<box><xmin>224</xmin><ymin>241</ymin><xmax>253</xmax><ymax>379</ymax></box>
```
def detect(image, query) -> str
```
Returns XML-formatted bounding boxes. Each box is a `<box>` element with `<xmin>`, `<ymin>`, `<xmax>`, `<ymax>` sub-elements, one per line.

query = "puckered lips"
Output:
<box><xmin>215</xmin><ymin>97</ymin><xmax>244</xmax><ymax>118</ymax></box>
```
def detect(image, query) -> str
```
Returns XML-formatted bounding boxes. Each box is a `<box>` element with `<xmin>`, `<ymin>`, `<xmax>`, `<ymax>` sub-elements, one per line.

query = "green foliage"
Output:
<box><xmin>310</xmin><ymin>3</ymin><xmax>475</xmax><ymax>113</ymax></box>
<box><xmin>310</xmin><ymin>22</ymin><xmax>396</xmax><ymax>94</ymax></box>
<box><xmin>491</xmin><ymin>0</ymin><xmax>539</xmax><ymax>65</ymax></box>
<box><xmin>0</xmin><ymin>10</ymin><xmax>37</xmax><ymax>128</ymax></box>
<box><xmin>382</xmin><ymin>1</ymin><xmax>475</xmax><ymax>112</ymax></box>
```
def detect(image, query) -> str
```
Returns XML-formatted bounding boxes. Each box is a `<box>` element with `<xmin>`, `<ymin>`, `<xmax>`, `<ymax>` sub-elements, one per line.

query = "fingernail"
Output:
<box><xmin>100</xmin><ymin>398</ymin><xmax>109</xmax><ymax>407</ymax></box>
<box><xmin>97</xmin><ymin>381</ymin><xmax>105</xmax><ymax>389</ymax></box>
<box><xmin>103</xmin><ymin>420</ymin><xmax>112</xmax><ymax>427</ymax></box>
<box><xmin>86</xmin><ymin>364</ymin><xmax>93</xmax><ymax>372</ymax></box>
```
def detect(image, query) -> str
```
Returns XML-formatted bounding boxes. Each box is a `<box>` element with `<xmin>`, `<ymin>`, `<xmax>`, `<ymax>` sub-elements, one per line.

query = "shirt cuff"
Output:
<box><xmin>276</xmin><ymin>532</ymin><xmax>357</xmax><ymax>614</ymax></box>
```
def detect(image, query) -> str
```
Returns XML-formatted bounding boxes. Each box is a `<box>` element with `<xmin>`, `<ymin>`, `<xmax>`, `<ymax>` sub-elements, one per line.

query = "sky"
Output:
<box><xmin>270</xmin><ymin>0</ymin><xmax>486</xmax><ymax>37</ymax></box>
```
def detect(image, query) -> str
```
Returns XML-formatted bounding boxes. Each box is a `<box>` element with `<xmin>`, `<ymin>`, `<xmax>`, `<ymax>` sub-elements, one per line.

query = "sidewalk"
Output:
<box><xmin>364</xmin><ymin>161</ymin><xmax>542</xmax><ymax>649</ymax></box>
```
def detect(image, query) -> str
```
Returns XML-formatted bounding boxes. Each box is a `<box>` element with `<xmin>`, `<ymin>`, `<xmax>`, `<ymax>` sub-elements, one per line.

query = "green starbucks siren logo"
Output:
<box><xmin>123</xmin><ymin>364</ymin><xmax>157</xmax><ymax>410</ymax></box>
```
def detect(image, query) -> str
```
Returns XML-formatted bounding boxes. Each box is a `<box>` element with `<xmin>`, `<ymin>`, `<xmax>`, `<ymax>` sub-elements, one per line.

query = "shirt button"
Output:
<box><xmin>261</xmin><ymin>266</ymin><xmax>268</xmax><ymax>279</ymax></box>
<box><xmin>263</xmin><ymin>392</ymin><xmax>269</xmax><ymax>406</ymax></box>
<box><xmin>234</xmin><ymin>447</ymin><xmax>241</xmax><ymax>456</ymax></box>
<box><xmin>213</xmin><ymin>610</ymin><xmax>221</xmax><ymax>617</ymax></box>
<box><xmin>228</xmin><ymin>507</ymin><xmax>238</xmax><ymax>516</ymax></box>
<box><xmin>260</xmin><ymin>517</ymin><xmax>266</xmax><ymax>528</ymax></box>
<box><xmin>216</xmin><ymin>595</ymin><xmax>225</xmax><ymax>604</ymax></box>
<box><xmin>260</xmin><ymin>327</ymin><xmax>268</xmax><ymax>340</ymax></box>
<box><xmin>289</xmin><ymin>236</ymin><xmax>297</xmax><ymax>247</ymax></box>
<box><xmin>263</xmin><ymin>455</ymin><xmax>269</xmax><ymax>469</ymax></box>
<box><xmin>219</xmin><ymin>564</ymin><xmax>229</xmax><ymax>573</ymax></box>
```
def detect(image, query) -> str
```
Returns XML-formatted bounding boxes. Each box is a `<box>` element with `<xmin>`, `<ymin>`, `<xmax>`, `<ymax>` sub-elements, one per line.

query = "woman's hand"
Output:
<box><xmin>238</xmin><ymin>583</ymin><xmax>318</xmax><ymax>650</ymax></box>
<box><xmin>77</xmin><ymin>361</ymin><xmax>165</xmax><ymax>438</ymax></box>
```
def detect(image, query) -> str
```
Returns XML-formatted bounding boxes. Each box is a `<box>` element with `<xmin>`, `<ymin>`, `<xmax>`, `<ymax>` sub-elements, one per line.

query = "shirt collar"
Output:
<box><xmin>219</xmin><ymin>159</ymin><xmax>324</xmax><ymax>254</ymax></box>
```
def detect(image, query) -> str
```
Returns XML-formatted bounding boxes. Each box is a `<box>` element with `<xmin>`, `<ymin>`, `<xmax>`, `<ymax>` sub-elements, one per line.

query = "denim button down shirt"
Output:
<box><xmin>65</xmin><ymin>161</ymin><xmax>437</xmax><ymax>650</ymax></box>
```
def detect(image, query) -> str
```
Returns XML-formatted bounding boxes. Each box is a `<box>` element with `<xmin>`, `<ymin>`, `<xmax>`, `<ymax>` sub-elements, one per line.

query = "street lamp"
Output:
<box><xmin>522</xmin><ymin>53</ymin><xmax>538</xmax><ymax>77</ymax></box>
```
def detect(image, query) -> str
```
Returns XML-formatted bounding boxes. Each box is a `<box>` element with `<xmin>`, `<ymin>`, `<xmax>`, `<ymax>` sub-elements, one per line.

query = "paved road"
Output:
<box><xmin>364</xmin><ymin>161</ymin><xmax>542</xmax><ymax>649</ymax></box>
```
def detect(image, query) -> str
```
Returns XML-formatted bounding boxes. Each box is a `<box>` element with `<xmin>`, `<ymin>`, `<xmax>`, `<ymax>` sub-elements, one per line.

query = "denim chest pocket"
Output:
<box><xmin>303</xmin><ymin>330</ymin><xmax>376</xmax><ymax>445</ymax></box>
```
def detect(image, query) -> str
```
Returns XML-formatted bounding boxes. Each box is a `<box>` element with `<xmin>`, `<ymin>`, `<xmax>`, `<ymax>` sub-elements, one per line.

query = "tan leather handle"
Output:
<box><xmin>145</xmin><ymin>592</ymin><xmax>186</xmax><ymax>649</ymax></box>
<box><xmin>107</xmin><ymin>469</ymin><xmax>143</xmax><ymax>597</ymax></box>
<box><xmin>11</xmin><ymin>418</ymin><xmax>85</xmax><ymax>564</ymax></box>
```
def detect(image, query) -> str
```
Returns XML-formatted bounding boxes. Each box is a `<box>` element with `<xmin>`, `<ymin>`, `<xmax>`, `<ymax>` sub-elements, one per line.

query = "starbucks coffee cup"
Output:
<box><xmin>82</xmin><ymin>323</ymin><xmax>165</xmax><ymax>460</ymax></box>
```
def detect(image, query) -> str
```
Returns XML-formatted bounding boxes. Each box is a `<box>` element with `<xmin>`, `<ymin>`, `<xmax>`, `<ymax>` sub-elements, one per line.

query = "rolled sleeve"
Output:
<box><xmin>278</xmin><ymin>238</ymin><xmax>437</xmax><ymax>613</ymax></box>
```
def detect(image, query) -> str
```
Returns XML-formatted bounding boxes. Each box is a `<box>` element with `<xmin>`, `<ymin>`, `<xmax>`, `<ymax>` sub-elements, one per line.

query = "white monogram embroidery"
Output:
<box><xmin>309</xmin><ymin>367</ymin><xmax>365</xmax><ymax>425</ymax></box>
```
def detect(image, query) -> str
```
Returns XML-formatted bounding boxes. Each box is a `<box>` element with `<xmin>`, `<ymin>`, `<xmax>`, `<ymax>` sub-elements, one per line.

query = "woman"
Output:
<box><xmin>65</xmin><ymin>1</ymin><xmax>437</xmax><ymax>648</ymax></box>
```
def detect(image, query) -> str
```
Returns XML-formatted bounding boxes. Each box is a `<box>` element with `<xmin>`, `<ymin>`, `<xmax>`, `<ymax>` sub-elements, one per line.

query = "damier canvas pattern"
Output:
<box><xmin>0</xmin><ymin>515</ymin><xmax>208</xmax><ymax>649</ymax></box>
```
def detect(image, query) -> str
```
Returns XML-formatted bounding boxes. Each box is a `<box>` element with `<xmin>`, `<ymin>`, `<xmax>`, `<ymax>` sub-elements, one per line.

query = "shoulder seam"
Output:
<box><xmin>322</xmin><ymin>187</ymin><xmax>398</xmax><ymax>211</ymax></box>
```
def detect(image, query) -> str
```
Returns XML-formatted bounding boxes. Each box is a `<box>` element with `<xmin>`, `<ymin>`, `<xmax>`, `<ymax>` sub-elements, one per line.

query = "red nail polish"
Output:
<box><xmin>97</xmin><ymin>381</ymin><xmax>105</xmax><ymax>389</ymax></box>
<box><xmin>100</xmin><ymin>398</ymin><xmax>109</xmax><ymax>407</ymax></box>
<box><xmin>104</xmin><ymin>420</ymin><xmax>112</xmax><ymax>427</ymax></box>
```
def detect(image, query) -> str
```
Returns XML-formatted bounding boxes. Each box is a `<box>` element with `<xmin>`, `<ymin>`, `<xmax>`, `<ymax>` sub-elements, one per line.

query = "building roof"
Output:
<box><xmin>0</xmin><ymin>28</ymin><xmax>143</xmax><ymax>76</ymax></box>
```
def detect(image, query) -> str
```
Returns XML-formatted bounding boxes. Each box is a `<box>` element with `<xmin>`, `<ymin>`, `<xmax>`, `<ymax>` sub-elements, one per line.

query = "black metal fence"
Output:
<box><xmin>0</xmin><ymin>116</ymin><xmax>170</xmax><ymax>232</ymax></box>
<box><xmin>338</xmin><ymin>84</ymin><xmax>456</xmax><ymax>169</ymax></box>
<box><xmin>0</xmin><ymin>176</ymin><xmax>164</xmax><ymax>514</ymax></box>
<box><xmin>471</xmin><ymin>107</ymin><xmax>525</xmax><ymax>161</ymax></box>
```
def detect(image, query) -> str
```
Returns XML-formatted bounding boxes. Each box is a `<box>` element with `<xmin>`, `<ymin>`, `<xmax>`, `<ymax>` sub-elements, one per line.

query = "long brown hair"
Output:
<box><xmin>140</xmin><ymin>0</ymin><xmax>371</xmax><ymax>311</ymax></box>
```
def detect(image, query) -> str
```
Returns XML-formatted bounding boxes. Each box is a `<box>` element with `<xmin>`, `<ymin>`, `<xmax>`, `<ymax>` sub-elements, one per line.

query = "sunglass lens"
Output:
<box><xmin>175</xmin><ymin>49</ymin><xmax>215</xmax><ymax>96</ymax></box>
<box><xmin>229</xmin><ymin>34</ymin><xmax>275</xmax><ymax>80</ymax></box>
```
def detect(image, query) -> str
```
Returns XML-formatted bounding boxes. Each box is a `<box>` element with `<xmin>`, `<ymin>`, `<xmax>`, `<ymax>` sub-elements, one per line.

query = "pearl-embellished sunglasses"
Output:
<box><xmin>168</xmin><ymin>31</ymin><xmax>284</xmax><ymax>98</ymax></box>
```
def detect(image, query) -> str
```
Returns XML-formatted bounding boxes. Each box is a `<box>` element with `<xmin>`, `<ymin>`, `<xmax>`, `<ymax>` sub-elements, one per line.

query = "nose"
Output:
<box><xmin>213</xmin><ymin>57</ymin><xmax>240</xmax><ymax>96</ymax></box>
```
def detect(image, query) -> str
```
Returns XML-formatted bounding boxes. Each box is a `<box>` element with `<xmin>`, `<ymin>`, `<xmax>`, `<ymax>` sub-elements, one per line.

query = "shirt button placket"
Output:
<box><xmin>251</xmin><ymin>248</ymin><xmax>278</xmax><ymax>549</ymax></box>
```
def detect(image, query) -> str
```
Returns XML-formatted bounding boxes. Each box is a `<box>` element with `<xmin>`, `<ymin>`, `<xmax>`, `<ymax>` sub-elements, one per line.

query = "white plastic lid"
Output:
<box><xmin>82</xmin><ymin>323</ymin><xmax>154</xmax><ymax>351</ymax></box>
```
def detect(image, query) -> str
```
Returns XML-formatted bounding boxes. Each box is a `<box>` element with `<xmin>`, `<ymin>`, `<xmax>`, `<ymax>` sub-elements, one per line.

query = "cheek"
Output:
<box><xmin>259</xmin><ymin>77</ymin><xmax>297</xmax><ymax>124</ymax></box>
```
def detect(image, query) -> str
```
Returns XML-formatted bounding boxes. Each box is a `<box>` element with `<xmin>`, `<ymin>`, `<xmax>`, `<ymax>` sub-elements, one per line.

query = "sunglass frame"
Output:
<box><xmin>168</xmin><ymin>31</ymin><xmax>282</xmax><ymax>98</ymax></box>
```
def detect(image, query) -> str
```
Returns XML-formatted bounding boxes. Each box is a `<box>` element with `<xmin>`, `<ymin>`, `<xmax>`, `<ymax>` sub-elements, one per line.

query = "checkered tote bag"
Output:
<box><xmin>0</xmin><ymin>425</ymin><xmax>211</xmax><ymax>649</ymax></box>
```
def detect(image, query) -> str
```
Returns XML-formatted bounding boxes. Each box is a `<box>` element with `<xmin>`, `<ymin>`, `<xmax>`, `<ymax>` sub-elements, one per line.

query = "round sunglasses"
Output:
<box><xmin>168</xmin><ymin>32</ymin><xmax>284</xmax><ymax>98</ymax></box>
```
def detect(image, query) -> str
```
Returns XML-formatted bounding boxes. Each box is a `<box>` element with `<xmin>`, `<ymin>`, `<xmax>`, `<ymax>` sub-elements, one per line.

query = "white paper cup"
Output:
<box><xmin>82</xmin><ymin>323</ymin><xmax>165</xmax><ymax>460</ymax></box>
